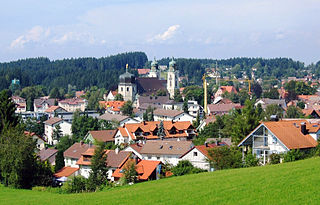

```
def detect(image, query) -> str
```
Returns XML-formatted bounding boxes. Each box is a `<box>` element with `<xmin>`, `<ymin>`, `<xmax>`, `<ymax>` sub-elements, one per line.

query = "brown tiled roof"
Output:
<box><xmin>38</xmin><ymin>148</ymin><xmax>58</xmax><ymax>162</ymax></box>
<box><xmin>220</xmin><ymin>86</ymin><xmax>237</xmax><ymax>93</ymax></box>
<box><xmin>54</xmin><ymin>167</ymin><xmax>79</xmax><ymax>178</ymax></box>
<box><xmin>98</xmin><ymin>113</ymin><xmax>130</xmax><ymax>122</ymax></box>
<box><xmin>64</xmin><ymin>143</ymin><xmax>92</xmax><ymax>159</ymax></box>
<box><xmin>88</xmin><ymin>130</ymin><xmax>117</xmax><ymax>142</ymax></box>
<box><xmin>106</xmin><ymin>150</ymin><xmax>131</xmax><ymax>168</ymax></box>
<box><xmin>263</xmin><ymin>120</ymin><xmax>317</xmax><ymax>149</ymax></box>
<box><xmin>34</xmin><ymin>98</ymin><xmax>56</xmax><ymax>107</ymax></box>
<box><xmin>59</xmin><ymin>98</ymin><xmax>86</xmax><ymax>105</ymax></box>
<box><xmin>44</xmin><ymin>117</ymin><xmax>63</xmax><ymax>125</ymax></box>
<box><xmin>136</xmin><ymin>78</ymin><xmax>167</xmax><ymax>95</ymax></box>
<box><xmin>204</xmin><ymin>115</ymin><xmax>216</xmax><ymax>124</ymax></box>
<box><xmin>138</xmin><ymin>96</ymin><xmax>170</xmax><ymax>105</ymax></box>
<box><xmin>140</xmin><ymin>140</ymin><xmax>193</xmax><ymax>155</ymax></box>
<box><xmin>153</xmin><ymin>109</ymin><xmax>184</xmax><ymax>117</ymax></box>
<box><xmin>180</xmin><ymin>144</ymin><xmax>218</xmax><ymax>159</ymax></box>
<box><xmin>129</xmin><ymin>144</ymin><xmax>144</xmax><ymax>153</ymax></box>
<box><xmin>207</xmin><ymin>103</ymin><xmax>241</xmax><ymax>114</ymax></box>
<box><xmin>137</xmin><ymin>68</ymin><xmax>150</xmax><ymax>75</ymax></box>
<box><xmin>45</xmin><ymin>106</ymin><xmax>64</xmax><ymax>113</ymax></box>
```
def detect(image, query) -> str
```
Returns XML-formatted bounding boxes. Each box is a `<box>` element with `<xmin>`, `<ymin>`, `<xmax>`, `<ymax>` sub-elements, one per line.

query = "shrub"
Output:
<box><xmin>208</xmin><ymin>146</ymin><xmax>243</xmax><ymax>170</ymax></box>
<box><xmin>269</xmin><ymin>153</ymin><xmax>281</xmax><ymax>164</ymax></box>
<box><xmin>64</xmin><ymin>176</ymin><xmax>88</xmax><ymax>193</ymax></box>
<box><xmin>172</xmin><ymin>160</ymin><xmax>206</xmax><ymax>176</ymax></box>
<box><xmin>244</xmin><ymin>154</ymin><xmax>259</xmax><ymax>167</ymax></box>
<box><xmin>283</xmin><ymin>149</ymin><xmax>304</xmax><ymax>163</ymax></box>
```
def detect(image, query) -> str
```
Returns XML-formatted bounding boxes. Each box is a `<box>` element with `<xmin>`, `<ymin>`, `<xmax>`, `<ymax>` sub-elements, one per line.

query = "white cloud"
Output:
<box><xmin>10</xmin><ymin>26</ymin><xmax>50</xmax><ymax>49</ymax></box>
<box><xmin>148</xmin><ymin>25</ymin><xmax>180</xmax><ymax>42</ymax></box>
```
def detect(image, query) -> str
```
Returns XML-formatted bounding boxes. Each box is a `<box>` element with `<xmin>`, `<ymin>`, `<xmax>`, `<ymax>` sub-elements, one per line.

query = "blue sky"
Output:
<box><xmin>1</xmin><ymin>0</ymin><xmax>320</xmax><ymax>64</ymax></box>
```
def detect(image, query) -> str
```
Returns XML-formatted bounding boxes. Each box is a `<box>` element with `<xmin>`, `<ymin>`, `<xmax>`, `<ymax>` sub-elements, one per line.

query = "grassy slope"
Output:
<box><xmin>2</xmin><ymin>157</ymin><xmax>320</xmax><ymax>205</ymax></box>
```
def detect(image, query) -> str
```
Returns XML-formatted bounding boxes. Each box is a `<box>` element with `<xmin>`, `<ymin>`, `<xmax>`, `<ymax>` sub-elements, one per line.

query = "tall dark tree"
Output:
<box><xmin>0</xmin><ymin>90</ymin><xmax>19</xmax><ymax>132</ymax></box>
<box><xmin>121</xmin><ymin>100</ymin><xmax>133</xmax><ymax>116</ymax></box>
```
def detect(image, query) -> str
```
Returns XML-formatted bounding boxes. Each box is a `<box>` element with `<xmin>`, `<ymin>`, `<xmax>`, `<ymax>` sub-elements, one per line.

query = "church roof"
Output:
<box><xmin>136</xmin><ymin>77</ymin><xmax>167</xmax><ymax>95</ymax></box>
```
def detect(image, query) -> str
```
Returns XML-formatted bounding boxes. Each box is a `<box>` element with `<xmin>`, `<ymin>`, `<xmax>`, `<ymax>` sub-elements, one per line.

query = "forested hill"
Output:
<box><xmin>0</xmin><ymin>52</ymin><xmax>318</xmax><ymax>92</ymax></box>
<box><xmin>0</xmin><ymin>52</ymin><xmax>148</xmax><ymax>91</ymax></box>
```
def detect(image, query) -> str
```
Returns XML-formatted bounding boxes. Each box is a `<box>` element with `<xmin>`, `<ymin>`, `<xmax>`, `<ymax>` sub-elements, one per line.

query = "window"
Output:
<box><xmin>272</xmin><ymin>136</ymin><xmax>277</xmax><ymax>144</ymax></box>
<box><xmin>127</xmin><ymin>87</ymin><xmax>129</xmax><ymax>92</ymax></box>
<box><xmin>193</xmin><ymin>152</ymin><xmax>198</xmax><ymax>157</ymax></box>
<box><xmin>148</xmin><ymin>156</ymin><xmax>151</xmax><ymax>159</ymax></box>
<box><xmin>121</xmin><ymin>87</ymin><xmax>123</xmax><ymax>91</ymax></box>
<box><xmin>157</xmin><ymin>157</ymin><xmax>160</xmax><ymax>160</ymax></box>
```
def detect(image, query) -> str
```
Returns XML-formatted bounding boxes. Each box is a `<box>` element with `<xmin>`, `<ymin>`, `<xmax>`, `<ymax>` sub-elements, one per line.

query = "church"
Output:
<box><xmin>118</xmin><ymin>58</ymin><xmax>179</xmax><ymax>102</ymax></box>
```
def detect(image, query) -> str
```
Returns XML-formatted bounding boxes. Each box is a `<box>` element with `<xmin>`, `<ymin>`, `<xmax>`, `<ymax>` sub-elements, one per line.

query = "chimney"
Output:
<box><xmin>80</xmin><ymin>140</ymin><xmax>84</xmax><ymax>146</ymax></box>
<box><xmin>301</xmin><ymin>122</ymin><xmax>307</xmax><ymax>135</ymax></box>
<box><xmin>205</xmin><ymin>142</ymin><xmax>208</xmax><ymax>147</ymax></box>
<box><xmin>115</xmin><ymin>147</ymin><xmax>119</xmax><ymax>154</ymax></box>
<box><xmin>143</xmin><ymin>121</ymin><xmax>146</xmax><ymax>125</ymax></box>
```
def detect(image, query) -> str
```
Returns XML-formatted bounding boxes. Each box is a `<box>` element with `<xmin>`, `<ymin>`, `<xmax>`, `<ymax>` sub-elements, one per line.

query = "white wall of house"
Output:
<box><xmin>114</xmin><ymin>130</ymin><xmax>129</xmax><ymax>145</ymax></box>
<box><xmin>45</xmin><ymin>121</ymin><xmax>72</xmax><ymax>145</ymax></box>
<box><xmin>180</xmin><ymin>149</ymin><xmax>210</xmax><ymax>171</ymax></box>
<box><xmin>141</xmin><ymin>154</ymin><xmax>180</xmax><ymax>166</ymax></box>
<box><xmin>33</xmin><ymin>136</ymin><xmax>45</xmax><ymax>150</ymax></box>
<box><xmin>119</xmin><ymin>118</ymin><xmax>139</xmax><ymax>126</ymax></box>
<box><xmin>173</xmin><ymin>113</ymin><xmax>194</xmax><ymax>123</ymax></box>
<box><xmin>123</xmin><ymin>146</ymin><xmax>143</xmax><ymax>159</ymax></box>
<box><xmin>79</xmin><ymin>165</ymin><xmax>91</xmax><ymax>178</ymax></box>
<box><xmin>64</xmin><ymin>157</ymin><xmax>79</xmax><ymax>168</ymax></box>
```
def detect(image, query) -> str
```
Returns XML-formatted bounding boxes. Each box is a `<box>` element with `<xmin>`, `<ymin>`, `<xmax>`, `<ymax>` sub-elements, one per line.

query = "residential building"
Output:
<box><xmin>84</xmin><ymin>130</ymin><xmax>117</xmax><ymax>144</ymax></box>
<box><xmin>197</xmin><ymin>115</ymin><xmax>216</xmax><ymax>131</ymax></box>
<box><xmin>180</xmin><ymin>143</ymin><xmax>221</xmax><ymax>171</ymax></box>
<box><xmin>24</xmin><ymin>131</ymin><xmax>45</xmax><ymax>150</ymax></box>
<box><xmin>12</xmin><ymin>96</ymin><xmax>26</xmax><ymax>113</ymax></box>
<box><xmin>162</xmin><ymin>100</ymin><xmax>203</xmax><ymax>117</ymax></box>
<box><xmin>76</xmin><ymin>148</ymin><xmax>132</xmax><ymax>180</ymax></box>
<box><xmin>136</xmin><ymin>95</ymin><xmax>170</xmax><ymax>110</ymax></box>
<box><xmin>99</xmin><ymin>101</ymin><xmax>125</xmax><ymax>114</ymax></box>
<box><xmin>153</xmin><ymin>109</ymin><xmax>195</xmax><ymax>123</ymax></box>
<box><xmin>139</xmin><ymin>140</ymin><xmax>193</xmax><ymax>166</ymax></box>
<box><xmin>238</xmin><ymin>119</ymin><xmax>319</xmax><ymax>165</ymax></box>
<box><xmin>112</xmin><ymin>160</ymin><xmax>162</xmax><ymax>181</ymax></box>
<box><xmin>255</xmin><ymin>98</ymin><xmax>287</xmax><ymax>110</ymax></box>
<box><xmin>44</xmin><ymin>106</ymin><xmax>67</xmax><ymax>118</ymax></box>
<box><xmin>64</xmin><ymin>142</ymin><xmax>92</xmax><ymax>168</ymax></box>
<box><xmin>104</xmin><ymin>90</ymin><xmax>118</xmax><ymax>101</ymax></box>
<box><xmin>34</xmin><ymin>97</ymin><xmax>56</xmax><ymax>112</ymax></box>
<box><xmin>38</xmin><ymin>148</ymin><xmax>58</xmax><ymax>166</ymax></box>
<box><xmin>214</xmin><ymin>86</ymin><xmax>237</xmax><ymax>99</ymax></box>
<box><xmin>58</xmin><ymin>98</ymin><xmax>87</xmax><ymax>112</ymax></box>
<box><xmin>207</xmin><ymin>103</ymin><xmax>241</xmax><ymax>116</ymax></box>
<box><xmin>54</xmin><ymin>167</ymin><xmax>79</xmax><ymax>183</ymax></box>
<box><xmin>114</xmin><ymin>121</ymin><xmax>196</xmax><ymax>145</ymax></box>
<box><xmin>43</xmin><ymin>117</ymin><xmax>72</xmax><ymax>145</ymax></box>
<box><xmin>98</xmin><ymin>112</ymin><xmax>139</xmax><ymax>127</ymax></box>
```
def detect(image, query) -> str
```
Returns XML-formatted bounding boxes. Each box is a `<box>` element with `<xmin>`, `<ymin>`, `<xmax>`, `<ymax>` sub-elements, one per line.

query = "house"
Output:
<box><xmin>255</xmin><ymin>98</ymin><xmax>287</xmax><ymax>110</ymax></box>
<box><xmin>197</xmin><ymin>115</ymin><xmax>216</xmax><ymax>131</ymax></box>
<box><xmin>98</xmin><ymin>112</ymin><xmax>139</xmax><ymax>127</ymax></box>
<box><xmin>75</xmin><ymin>90</ymin><xmax>86</xmax><ymax>98</ymax></box>
<box><xmin>58</xmin><ymin>98</ymin><xmax>87</xmax><ymax>112</ymax></box>
<box><xmin>76</xmin><ymin>148</ymin><xmax>132</xmax><ymax>180</ymax></box>
<box><xmin>44</xmin><ymin>106</ymin><xmax>67</xmax><ymax>118</ymax></box>
<box><xmin>24</xmin><ymin>131</ymin><xmax>45</xmax><ymax>150</ymax></box>
<box><xmin>238</xmin><ymin>119</ymin><xmax>319</xmax><ymax>165</ymax></box>
<box><xmin>104</xmin><ymin>90</ymin><xmax>118</xmax><ymax>101</ymax></box>
<box><xmin>64</xmin><ymin>142</ymin><xmax>93</xmax><ymax>168</ymax></box>
<box><xmin>214</xmin><ymin>86</ymin><xmax>237</xmax><ymax>99</ymax></box>
<box><xmin>123</xmin><ymin>143</ymin><xmax>144</xmax><ymax>159</ymax></box>
<box><xmin>207</xmin><ymin>103</ymin><xmax>241</xmax><ymax>115</ymax></box>
<box><xmin>302</xmin><ymin>109</ymin><xmax>320</xmax><ymax>118</ymax></box>
<box><xmin>38</xmin><ymin>148</ymin><xmax>58</xmax><ymax>166</ymax></box>
<box><xmin>12</xmin><ymin>96</ymin><xmax>26</xmax><ymax>113</ymax></box>
<box><xmin>112</xmin><ymin>159</ymin><xmax>162</xmax><ymax>182</ymax></box>
<box><xmin>84</xmin><ymin>130</ymin><xmax>117</xmax><ymax>144</ymax></box>
<box><xmin>137</xmin><ymin>68</ymin><xmax>151</xmax><ymax>77</ymax></box>
<box><xmin>162</xmin><ymin>100</ymin><xmax>203</xmax><ymax>117</ymax></box>
<box><xmin>180</xmin><ymin>143</ymin><xmax>224</xmax><ymax>171</ymax></box>
<box><xmin>114</xmin><ymin>121</ymin><xmax>196</xmax><ymax>145</ymax></box>
<box><xmin>43</xmin><ymin>117</ymin><xmax>72</xmax><ymax>145</ymax></box>
<box><xmin>34</xmin><ymin>97</ymin><xmax>56</xmax><ymax>112</ymax></box>
<box><xmin>153</xmin><ymin>109</ymin><xmax>195</xmax><ymax>123</ymax></box>
<box><xmin>99</xmin><ymin>101</ymin><xmax>125</xmax><ymax>114</ymax></box>
<box><xmin>54</xmin><ymin>167</ymin><xmax>79</xmax><ymax>183</ymax></box>
<box><xmin>139</xmin><ymin>140</ymin><xmax>194</xmax><ymax>166</ymax></box>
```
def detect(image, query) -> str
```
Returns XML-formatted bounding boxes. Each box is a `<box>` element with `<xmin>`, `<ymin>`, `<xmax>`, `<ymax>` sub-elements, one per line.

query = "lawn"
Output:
<box><xmin>1</xmin><ymin>157</ymin><xmax>320</xmax><ymax>204</ymax></box>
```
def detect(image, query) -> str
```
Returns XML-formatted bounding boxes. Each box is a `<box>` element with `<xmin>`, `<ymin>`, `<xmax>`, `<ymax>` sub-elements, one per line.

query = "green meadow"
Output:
<box><xmin>1</xmin><ymin>157</ymin><xmax>320</xmax><ymax>205</ymax></box>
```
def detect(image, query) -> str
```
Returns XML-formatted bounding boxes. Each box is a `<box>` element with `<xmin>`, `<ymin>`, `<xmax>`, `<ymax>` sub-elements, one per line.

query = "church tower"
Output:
<box><xmin>167</xmin><ymin>58</ymin><xmax>179</xmax><ymax>98</ymax></box>
<box><xmin>149</xmin><ymin>58</ymin><xmax>159</xmax><ymax>78</ymax></box>
<box><xmin>118</xmin><ymin>64</ymin><xmax>137</xmax><ymax>102</ymax></box>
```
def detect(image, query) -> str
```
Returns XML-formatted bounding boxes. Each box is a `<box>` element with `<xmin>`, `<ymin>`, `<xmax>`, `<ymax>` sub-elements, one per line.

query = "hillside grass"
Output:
<box><xmin>1</xmin><ymin>157</ymin><xmax>320</xmax><ymax>204</ymax></box>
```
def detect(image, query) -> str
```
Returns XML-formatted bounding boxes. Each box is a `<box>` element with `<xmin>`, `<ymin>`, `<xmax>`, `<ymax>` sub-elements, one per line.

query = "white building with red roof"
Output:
<box><xmin>58</xmin><ymin>98</ymin><xmax>87</xmax><ymax>112</ymax></box>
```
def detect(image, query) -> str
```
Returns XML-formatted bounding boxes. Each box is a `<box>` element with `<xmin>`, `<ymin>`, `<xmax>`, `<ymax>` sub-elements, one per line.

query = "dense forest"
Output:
<box><xmin>0</xmin><ymin>52</ymin><xmax>319</xmax><ymax>93</ymax></box>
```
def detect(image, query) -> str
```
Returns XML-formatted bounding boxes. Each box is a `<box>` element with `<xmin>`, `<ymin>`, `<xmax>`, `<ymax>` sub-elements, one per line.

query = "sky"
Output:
<box><xmin>1</xmin><ymin>0</ymin><xmax>320</xmax><ymax>64</ymax></box>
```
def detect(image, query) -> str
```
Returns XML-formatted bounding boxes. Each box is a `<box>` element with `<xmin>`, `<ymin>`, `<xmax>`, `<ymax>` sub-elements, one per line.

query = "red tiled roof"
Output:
<box><xmin>261</xmin><ymin>120</ymin><xmax>317</xmax><ymax>149</ymax></box>
<box><xmin>45</xmin><ymin>106</ymin><xmax>62</xmax><ymax>113</ymax></box>
<box><xmin>54</xmin><ymin>167</ymin><xmax>79</xmax><ymax>178</ymax></box>
<box><xmin>137</xmin><ymin>69</ymin><xmax>150</xmax><ymax>75</ymax></box>
<box><xmin>220</xmin><ymin>86</ymin><xmax>237</xmax><ymax>94</ymax></box>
